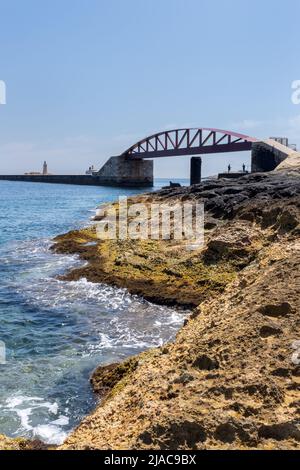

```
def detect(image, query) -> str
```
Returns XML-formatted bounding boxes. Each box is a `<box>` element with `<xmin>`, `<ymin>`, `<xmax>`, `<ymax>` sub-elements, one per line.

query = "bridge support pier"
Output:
<box><xmin>251</xmin><ymin>141</ymin><xmax>293</xmax><ymax>172</ymax></box>
<box><xmin>190</xmin><ymin>157</ymin><xmax>202</xmax><ymax>185</ymax></box>
<box><xmin>95</xmin><ymin>156</ymin><xmax>153</xmax><ymax>187</ymax></box>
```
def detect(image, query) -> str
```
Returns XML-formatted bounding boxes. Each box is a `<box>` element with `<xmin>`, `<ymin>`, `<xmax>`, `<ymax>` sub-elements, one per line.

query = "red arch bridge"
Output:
<box><xmin>122</xmin><ymin>128</ymin><xmax>258</xmax><ymax>160</ymax></box>
<box><xmin>95</xmin><ymin>128</ymin><xmax>289</xmax><ymax>187</ymax></box>
<box><xmin>118</xmin><ymin>128</ymin><xmax>258</xmax><ymax>185</ymax></box>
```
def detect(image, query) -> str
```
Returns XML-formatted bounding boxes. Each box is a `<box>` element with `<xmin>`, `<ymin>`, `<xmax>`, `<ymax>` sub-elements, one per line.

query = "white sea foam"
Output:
<box><xmin>0</xmin><ymin>233</ymin><xmax>187</xmax><ymax>445</ymax></box>
<box><xmin>33</xmin><ymin>424</ymin><xmax>68</xmax><ymax>444</ymax></box>
<box><xmin>3</xmin><ymin>395</ymin><xmax>69</xmax><ymax>444</ymax></box>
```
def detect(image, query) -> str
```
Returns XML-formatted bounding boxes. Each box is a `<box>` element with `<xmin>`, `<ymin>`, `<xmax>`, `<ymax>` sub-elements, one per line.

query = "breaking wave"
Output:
<box><xmin>0</xmin><ymin>182</ymin><xmax>187</xmax><ymax>444</ymax></box>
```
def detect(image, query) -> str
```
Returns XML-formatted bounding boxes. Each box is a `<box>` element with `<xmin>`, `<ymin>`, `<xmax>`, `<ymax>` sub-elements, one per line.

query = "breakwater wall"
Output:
<box><xmin>0</xmin><ymin>174</ymin><xmax>153</xmax><ymax>187</ymax></box>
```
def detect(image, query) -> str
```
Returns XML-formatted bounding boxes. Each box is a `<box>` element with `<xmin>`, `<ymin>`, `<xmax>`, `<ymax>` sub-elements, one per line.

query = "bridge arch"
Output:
<box><xmin>122</xmin><ymin>128</ymin><xmax>258</xmax><ymax>159</ymax></box>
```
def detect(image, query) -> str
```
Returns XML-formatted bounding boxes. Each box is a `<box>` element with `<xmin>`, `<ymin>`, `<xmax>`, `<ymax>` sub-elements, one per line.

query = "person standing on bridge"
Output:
<box><xmin>242</xmin><ymin>163</ymin><xmax>246</xmax><ymax>172</ymax></box>
<box><xmin>228</xmin><ymin>164</ymin><xmax>231</xmax><ymax>173</ymax></box>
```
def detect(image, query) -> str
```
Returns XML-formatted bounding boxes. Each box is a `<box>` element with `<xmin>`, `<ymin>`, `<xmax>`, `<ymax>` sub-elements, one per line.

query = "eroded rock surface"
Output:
<box><xmin>52</xmin><ymin>173</ymin><xmax>300</xmax><ymax>308</ymax></box>
<box><xmin>0</xmin><ymin>434</ymin><xmax>48</xmax><ymax>450</ymax></box>
<box><xmin>56</xmin><ymin>171</ymin><xmax>300</xmax><ymax>450</ymax></box>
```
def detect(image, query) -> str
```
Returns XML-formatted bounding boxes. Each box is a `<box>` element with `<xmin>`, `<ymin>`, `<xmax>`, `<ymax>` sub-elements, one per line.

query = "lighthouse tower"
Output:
<box><xmin>43</xmin><ymin>161</ymin><xmax>48</xmax><ymax>175</ymax></box>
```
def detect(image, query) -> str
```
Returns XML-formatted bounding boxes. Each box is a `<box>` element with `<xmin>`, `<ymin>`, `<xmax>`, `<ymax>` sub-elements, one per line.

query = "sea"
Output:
<box><xmin>0</xmin><ymin>179</ymin><xmax>188</xmax><ymax>444</ymax></box>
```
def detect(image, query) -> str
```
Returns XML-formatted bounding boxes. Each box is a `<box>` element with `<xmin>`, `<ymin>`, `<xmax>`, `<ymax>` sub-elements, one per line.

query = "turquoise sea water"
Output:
<box><xmin>0</xmin><ymin>179</ymin><xmax>188</xmax><ymax>444</ymax></box>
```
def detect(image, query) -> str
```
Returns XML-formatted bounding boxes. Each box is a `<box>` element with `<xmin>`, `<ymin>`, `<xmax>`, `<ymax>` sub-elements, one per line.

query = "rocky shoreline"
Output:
<box><xmin>1</xmin><ymin>164</ymin><xmax>300</xmax><ymax>450</ymax></box>
<box><xmin>52</xmin><ymin>172</ymin><xmax>300</xmax><ymax>308</ymax></box>
<box><xmin>56</xmin><ymin>168</ymin><xmax>299</xmax><ymax>450</ymax></box>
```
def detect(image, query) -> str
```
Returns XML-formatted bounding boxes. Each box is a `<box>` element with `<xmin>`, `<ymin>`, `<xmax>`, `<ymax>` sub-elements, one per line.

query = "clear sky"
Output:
<box><xmin>0</xmin><ymin>0</ymin><xmax>300</xmax><ymax>178</ymax></box>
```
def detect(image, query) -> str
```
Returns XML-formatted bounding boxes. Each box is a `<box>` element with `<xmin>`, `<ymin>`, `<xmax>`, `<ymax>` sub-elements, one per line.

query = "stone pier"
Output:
<box><xmin>251</xmin><ymin>139</ymin><xmax>296</xmax><ymax>172</ymax></box>
<box><xmin>0</xmin><ymin>156</ymin><xmax>154</xmax><ymax>188</ymax></box>
<box><xmin>95</xmin><ymin>156</ymin><xmax>153</xmax><ymax>187</ymax></box>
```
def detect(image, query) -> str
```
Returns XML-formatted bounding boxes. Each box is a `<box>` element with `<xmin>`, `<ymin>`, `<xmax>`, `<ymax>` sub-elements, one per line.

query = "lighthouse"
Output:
<box><xmin>43</xmin><ymin>161</ymin><xmax>48</xmax><ymax>175</ymax></box>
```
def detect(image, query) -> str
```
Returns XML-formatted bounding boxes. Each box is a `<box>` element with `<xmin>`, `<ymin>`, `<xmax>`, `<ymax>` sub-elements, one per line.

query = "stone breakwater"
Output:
<box><xmin>0</xmin><ymin>174</ymin><xmax>152</xmax><ymax>187</ymax></box>
<box><xmin>1</xmin><ymin>169</ymin><xmax>300</xmax><ymax>450</ymax></box>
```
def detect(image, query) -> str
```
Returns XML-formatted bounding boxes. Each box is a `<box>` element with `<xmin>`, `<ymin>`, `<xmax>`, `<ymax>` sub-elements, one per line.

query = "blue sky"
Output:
<box><xmin>0</xmin><ymin>0</ymin><xmax>299</xmax><ymax>178</ymax></box>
